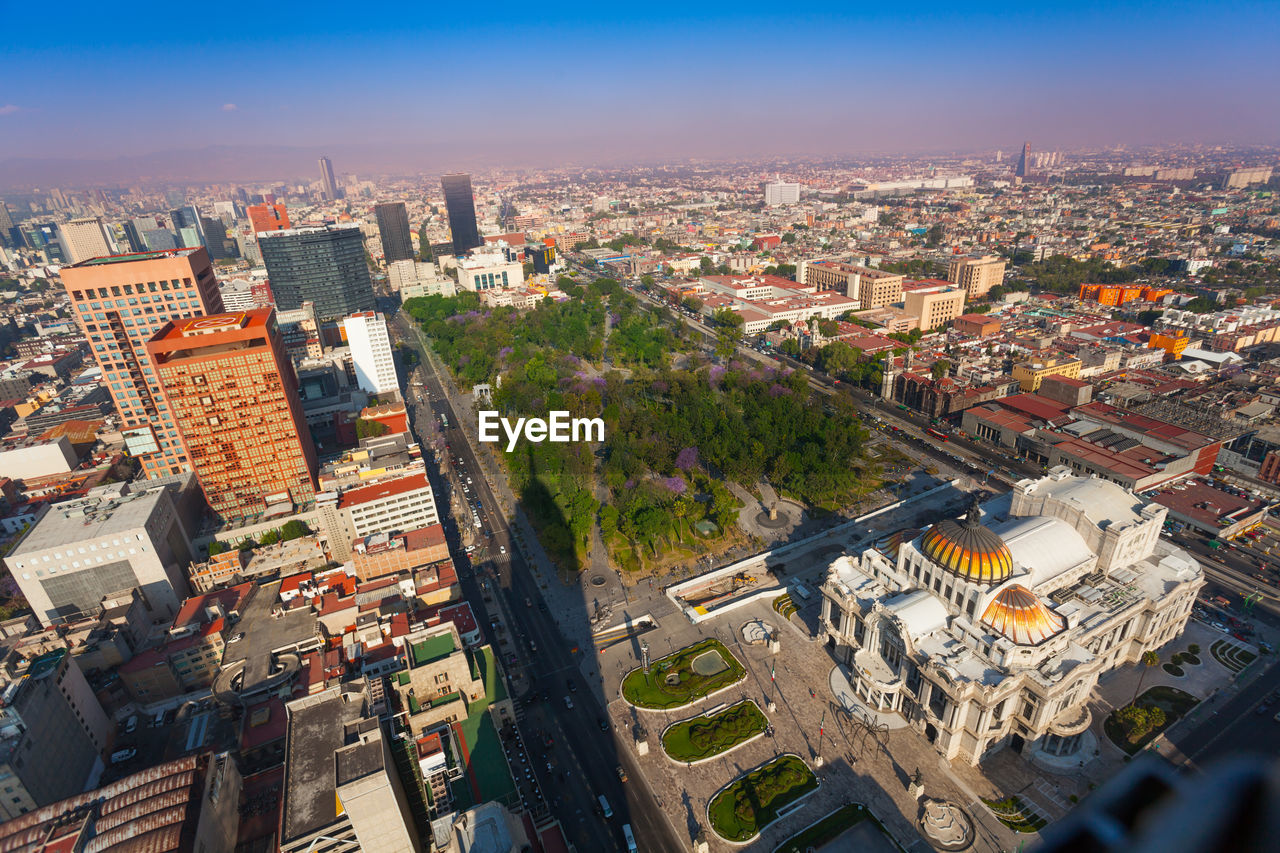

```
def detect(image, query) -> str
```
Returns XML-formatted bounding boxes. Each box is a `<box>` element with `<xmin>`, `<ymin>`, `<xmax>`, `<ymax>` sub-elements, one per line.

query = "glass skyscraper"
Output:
<box><xmin>258</xmin><ymin>225</ymin><xmax>375</xmax><ymax>320</ymax></box>
<box><xmin>374</xmin><ymin>202</ymin><xmax>414</xmax><ymax>262</ymax></box>
<box><xmin>441</xmin><ymin>173</ymin><xmax>481</xmax><ymax>256</ymax></box>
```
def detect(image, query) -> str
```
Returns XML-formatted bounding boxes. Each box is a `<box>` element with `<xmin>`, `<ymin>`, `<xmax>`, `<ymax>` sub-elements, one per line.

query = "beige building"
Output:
<box><xmin>947</xmin><ymin>255</ymin><xmax>1007</xmax><ymax>299</ymax></box>
<box><xmin>281</xmin><ymin>682</ymin><xmax>420</xmax><ymax>853</ymax></box>
<box><xmin>392</xmin><ymin>624</ymin><xmax>486</xmax><ymax>732</ymax></box>
<box><xmin>855</xmin><ymin>267</ymin><xmax>905</xmax><ymax>309</ymax></box>
<box><xmin>57</xmin><ymin>217</ymin><xmax>114</xmax><ymax>263</ymax></box>
<box><xmin>820</xmin><ymin>470</ymin><xmax>1202</xmax><ymax>767</ymax></box>
<box><xmin>1012</xmin><ymin>357</ymin><xmax>1083</xmax><ymax>392</ymax></box>
<box><xmin>903</xmin><ymin>284</ymin><xmax>966</xmax><ymax>331</ymax></box>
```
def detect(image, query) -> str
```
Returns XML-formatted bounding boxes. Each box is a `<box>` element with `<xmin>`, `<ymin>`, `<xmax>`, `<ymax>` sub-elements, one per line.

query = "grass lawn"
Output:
<box><xmin>661</xmin><ymin>700</ymin><xmax>767</xmax><ymax>762</ymax></box>
<box><xmin>1211</xmin><ymin>639</ymin><xmax>1256</xmax><ymax>673</ymax></box>
<box><xmin>1103</xmin><ymin>685</ymin><xmax>1199</xmax><ymax>755</ymax></box>
<box><xmin>709</xmin><ymin>755</ymin><xmax>818</xmax><ymax>842</ymax></box>
<box><xmin>622</xmin><ymin>638</ymin><xmax>746</xmax><ymax>709</ymax></box>
<box><xmin>773</xmin><ymin>803</ymin><xmax>899</xmax><ymax>853</ymax></box>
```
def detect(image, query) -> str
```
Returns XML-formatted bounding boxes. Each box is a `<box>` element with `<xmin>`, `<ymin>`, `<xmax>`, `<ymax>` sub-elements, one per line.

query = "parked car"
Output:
<box><xmin>563</xmin><ymin>696</ymin><xmax>574</xmax><ymax>710</ymax></box>
<box><xmin>110</xmin><ymin>748</ymin><xmax>136</xmax><ymax>764</ymax></box>
<box><xmin>616</xmin><ymin>765</ymin><xmax>628</xmax><ymax>782</ymax></box>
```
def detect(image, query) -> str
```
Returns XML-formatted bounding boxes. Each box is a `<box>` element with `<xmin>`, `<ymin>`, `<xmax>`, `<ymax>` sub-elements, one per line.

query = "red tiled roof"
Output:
<box><xmin>339</xmin><ymin>473</ymin><xmax>429</xmax><ymax>508</ymax></box>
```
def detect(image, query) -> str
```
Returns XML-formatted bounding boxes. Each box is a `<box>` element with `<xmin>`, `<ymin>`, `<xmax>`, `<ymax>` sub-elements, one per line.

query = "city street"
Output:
<box><xmin>392</xmin><ymin>313</ymin><xmax>683</xmax><ymax>853</ymax></box>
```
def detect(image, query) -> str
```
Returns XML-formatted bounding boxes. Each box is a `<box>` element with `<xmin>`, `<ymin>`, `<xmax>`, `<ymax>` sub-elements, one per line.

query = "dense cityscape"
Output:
<box><xmin>3</xmin><ymin>4</ymin><xmax>1280</xmax><ymax>852</ymax></box>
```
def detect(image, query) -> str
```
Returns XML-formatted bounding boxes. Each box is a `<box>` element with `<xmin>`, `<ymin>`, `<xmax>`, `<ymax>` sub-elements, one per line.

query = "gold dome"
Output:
<box><xmin>920</xmin><ymin>499</ymin><xmax>1013</xmax><ymax>585</ymax></box>
<box><xmin>981</xmin><ymin>585</ymin><xmax>1065</xmax><ymax>646</ymax></box>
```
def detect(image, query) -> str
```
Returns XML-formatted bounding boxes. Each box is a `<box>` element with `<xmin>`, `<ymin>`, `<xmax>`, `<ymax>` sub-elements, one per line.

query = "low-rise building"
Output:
<box><xmin>1012</xmin><ymin>357</ymin><xmax>1082</xmax><ymax>392</ymax></box>
<box><xmin>0</xmin><ymin>752</ymin><xmax>241</xmax><ymax>851</ymax></box>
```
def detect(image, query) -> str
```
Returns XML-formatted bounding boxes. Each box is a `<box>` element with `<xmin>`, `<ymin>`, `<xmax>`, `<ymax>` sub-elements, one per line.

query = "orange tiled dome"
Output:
<box><xmin>981</xmin><ymin>584</ymin><xmax>1065</xmax><ymax>645</ymax></box>
<box><xmin>920</xmin><ymin>500</ymin><xmax>1013</xmax><ymax>584</ymax></box>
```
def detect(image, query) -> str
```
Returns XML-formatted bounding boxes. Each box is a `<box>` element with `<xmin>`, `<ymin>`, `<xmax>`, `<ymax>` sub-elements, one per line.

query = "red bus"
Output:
<box><xmin>926</xmin><ymin>428</ymin><xmax>948</xmax><ymax>441</ymax></box>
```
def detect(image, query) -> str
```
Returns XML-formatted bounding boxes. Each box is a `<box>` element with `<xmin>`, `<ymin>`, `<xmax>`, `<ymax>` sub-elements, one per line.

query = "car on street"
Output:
<box><xmin>111</xmin><ymin>748</ymin><xmax>136</xmax><ymax>764</ymax></box>
<box><xmin>567</xmin><ymin>679</ymin><xmax>577</xmax><ymax>693</ymax></box>
<box><xmin>598</xmin><ymin>718</ymin><xmax>609</xmax><ymax>732</ymax></box>
<box><xmin>500</xmin><ymin>546</ymin><xmax>507</xmax><ymax>554</ymax></box>
<box><xmin>616</xmin><ymin>765</ymin><xmax>628</xmax><ymax>782</ymax></box>
<box><xmin>563</xmin><ymin>696</ymin><xmax>573</xmax><ymax>709</ymax></box>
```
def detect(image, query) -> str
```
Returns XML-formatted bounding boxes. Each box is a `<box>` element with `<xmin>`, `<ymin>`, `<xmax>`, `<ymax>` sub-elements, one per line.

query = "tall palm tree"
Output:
<box><xmin>1132</xmin><ymin>651</ymin><xmax>1160</xmax><ymax>706</ymax></box>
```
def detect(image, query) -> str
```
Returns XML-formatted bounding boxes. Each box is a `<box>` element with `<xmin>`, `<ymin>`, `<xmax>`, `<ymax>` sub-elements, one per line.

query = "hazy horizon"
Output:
<box><xmin>4</xmin><ymin>0</ymin><xmax>1278</xmax><ymax>185</ymax></box>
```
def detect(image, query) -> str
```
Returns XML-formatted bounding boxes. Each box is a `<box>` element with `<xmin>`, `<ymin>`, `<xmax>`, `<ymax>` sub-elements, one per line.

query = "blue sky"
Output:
<box><xmin>2</xmin><ymin>1</ymin><xmax>1277</xmax><ymax>169</ymax></box>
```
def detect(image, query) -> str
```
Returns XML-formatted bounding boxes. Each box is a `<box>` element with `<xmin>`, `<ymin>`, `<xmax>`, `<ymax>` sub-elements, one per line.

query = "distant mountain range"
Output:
<box><xmin>0</xmin><ymin>142</ymin><xmax>567</xmax><ymax>188</ymax></box>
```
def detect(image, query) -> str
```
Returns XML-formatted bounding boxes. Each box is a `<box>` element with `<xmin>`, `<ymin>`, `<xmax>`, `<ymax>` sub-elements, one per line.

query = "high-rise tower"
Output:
<box><xmin>258</xmin><ymin>225</ymin><xmax>375</xmax><ymax>320</ymax></box>
<box><xmin>440</xmin><ymin>173</ymin><xmax>481</xmax><ymax>256</ymax></box>
<box><xmin>319</xmin><ymin>156</ymin><xmax>340</xmax><ymax>201</ymax></box>
<box><xmin>148</xmin><ymin>308</ymin><xmax>318</xmax><ymax>522</ymax></box>
<box><xmin>59</xmin><ymin>247</ymin><xmax>225</xmax><ymax>478</ymax></box>
<box><xmin>374</xmin><ymin>202</ymin><xmax>414</xmax><ymax>262</ymax></box>
<box><xmin>1015</xmin><ymin>142</ymin><xmax>1032</xmax><ymax>178</ymax></box>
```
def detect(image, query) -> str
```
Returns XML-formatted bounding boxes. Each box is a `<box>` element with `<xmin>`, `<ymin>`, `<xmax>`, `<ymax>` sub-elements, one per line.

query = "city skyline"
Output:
<box><xmin>2</xmin><ymin>1</ymin><xmax>1277</xmax><ymax>185</ymax></box>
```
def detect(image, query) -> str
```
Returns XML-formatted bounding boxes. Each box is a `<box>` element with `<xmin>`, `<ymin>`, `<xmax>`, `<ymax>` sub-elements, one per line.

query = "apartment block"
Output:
<box><xmin>343</xmin><ymin>311</ymin><xmax>398</xmax><ymax>396</ymax></box>
<box><xmin>316</xmin><ymin>473</ymin><xmax>440</xmax><ymax>561</ymax></box>
<box><xmin>902</xmin><ymin>280</ymin><xmax>966</xmax><ymax>331</ymax></box>
<box><xmin>60</xmin><ymin>247</ymin><xmax>225</xmax><ymax>478</ymax></box>
<box><xmin>854</xmin><ymin>267</ymin><xmax>904</xmax><ymax>309</ymax></box>
<box><xmin>946</xmin><ymin>255</ymin><xmax>1006</xmax><ymax>299</ymax></box>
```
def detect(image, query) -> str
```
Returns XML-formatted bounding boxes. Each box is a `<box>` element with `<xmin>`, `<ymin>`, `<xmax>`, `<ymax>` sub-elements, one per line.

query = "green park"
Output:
<box><xmin>660</xmin><ymin>700</ymin><xmax>768</xmax><ymax>762</ymax></box>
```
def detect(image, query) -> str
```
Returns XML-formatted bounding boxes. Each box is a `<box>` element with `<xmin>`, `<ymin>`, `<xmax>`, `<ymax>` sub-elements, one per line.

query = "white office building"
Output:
<box><xmin>343</xmin><ymin>311</ymin><xmax>399</xmax><ymax>396</ymax></box>
<box><xmin>456</xmin><ymin>251</ymin><xmax>523</xmax><ymax>293</ymax></box>
<box><xmin>2</xmin><ymin>480</ymin><xmax>195</xmax><ymax>626</ymax></box>
<box><xmin>57</xmin><ymin>218</ymin><xmax>115</xmax><ymax>263</ymax></box>
<box><xmin>764</xmin><ymin>181</ymin><xmax>801</xmax><ymax>206</ymax></box>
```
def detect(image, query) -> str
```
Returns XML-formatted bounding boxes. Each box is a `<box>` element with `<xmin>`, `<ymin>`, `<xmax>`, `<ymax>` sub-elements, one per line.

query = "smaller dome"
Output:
<box><xmin>982</xmin><ymin>585</ymin><xmax>1065</xmax><ymax>646</ymax></box>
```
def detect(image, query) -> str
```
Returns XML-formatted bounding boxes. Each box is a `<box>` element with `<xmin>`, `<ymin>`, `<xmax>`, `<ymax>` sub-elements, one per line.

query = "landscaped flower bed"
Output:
<box><xmin>661</xmin><ymin>700</ymin><xmax>767</xmax><ymax>762</ymax></box>
<box><xmin>708</xmin><ymin>754</ymin><xmax>818</xmax><ymax>842</ymax></box>
<box><xmin>621</xmin><ymin>638</ymin><xmax>746</xmax><ymax>710</ymax></box>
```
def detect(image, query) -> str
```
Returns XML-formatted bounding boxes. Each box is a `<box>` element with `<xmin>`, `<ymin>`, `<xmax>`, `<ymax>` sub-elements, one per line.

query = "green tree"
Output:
<box><xmin>931</xmin><ymin>360</ymin><xmax>951</xmax><ymax>380</ymax></box>
<box><xmin>280</xmin><ymin>519</ymin><xmax>310</xmax><ymax>541</ymax></box>
<box><xmin>781</xmin><ymin>232</ymin><xmax>796</xmax><ymax>244</ymax></box>
<box><xmin>259</xmin><ymin>529</ymin><xmax>281</xmax><ymax>547</ymax></box>
<box><xmin>699</xmin><ymin>257</ymin><xmax>716</xmax><ymax>275</ymax></box>
<box><xmin>926</xmin><ymin>224</ymin><xmax>945</xmax><ymax>247</ymax></box>
<box><xmin>355</xmin><ymin>418</ymin><xmax>390</xmax><ymax>439</ymax></box>
<box><xmin>207</xmin><ymin>541</ymin><xmax>226</xmax><ymax>557</ymax></box>
<box><xmin>640</xmin><ymin>274</ymin><xmax>655</xmax><ymax>289</ymax></box>
<box><xmin>1131</xmin><ymin>650</ymin><xmax>1160</xmax><ymax>706</ymax></box>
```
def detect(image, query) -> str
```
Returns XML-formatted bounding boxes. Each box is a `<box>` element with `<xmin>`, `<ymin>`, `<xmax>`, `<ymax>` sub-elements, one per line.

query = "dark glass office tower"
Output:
<box><xmin>374</xmin><ymin>202</ymin><xmax>414</xmax><ymax>262</ymax></box>
<box><xmin>258</xmin><ymin>224</ymin><xmax>375</xmax><ymax>320</ymax></box>
<box><xmin>121</xmin><ymin>219</ymin><xmax>146</xmax><ymax>253</ymax></box>
<box><xmin>441</xmin><ymin>173</ymin><xmax>481</xmax><ymax>256</ymax></box>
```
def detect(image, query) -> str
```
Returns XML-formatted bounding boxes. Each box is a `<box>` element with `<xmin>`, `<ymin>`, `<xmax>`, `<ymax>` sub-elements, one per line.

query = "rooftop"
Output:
<box><xmin>282</xmin><ymin>684</ymin><xmax>371</xmax><ymax>842</ymax></box>
<box><xmin>5</xmin><ymin>480</ymin><xmax>178</xmax><ymax>556</ymax></box>
<box><xmin>73</xmin><ymin>247</ymin><xmax>201</xmax><ymax>267</ymax></box>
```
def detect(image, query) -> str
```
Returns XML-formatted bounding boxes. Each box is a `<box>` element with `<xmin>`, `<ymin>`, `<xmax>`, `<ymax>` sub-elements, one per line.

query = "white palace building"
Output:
<box><xmin>820</xmin><ymin>468</ymin><xmax>1204</xmax><ymax>767</ymax></box>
